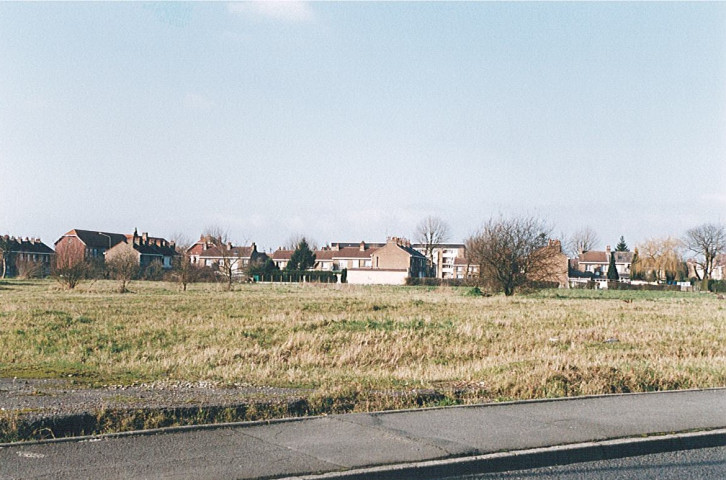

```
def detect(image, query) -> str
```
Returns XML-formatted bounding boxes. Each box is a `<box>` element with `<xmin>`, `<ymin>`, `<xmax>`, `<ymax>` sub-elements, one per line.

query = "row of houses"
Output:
<box><xmin>1</xmin><ymin>229</ymin><xmax>471</xmax><ymax>285</ymax></box>
<box><xmin>0</xmin><ymin>236</ymin><xmax>55</xmax><ymax>277</ymax></box>
<box><xmin>2</xmin><ymin>228</ymin><xmax>723</xmax><ymax>285</ymax></box>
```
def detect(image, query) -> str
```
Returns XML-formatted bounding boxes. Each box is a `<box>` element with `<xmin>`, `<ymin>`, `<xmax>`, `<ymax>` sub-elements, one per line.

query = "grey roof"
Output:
<box><xmin>57</xmin><ymin>229</ymin><xmax>127</xmax><ymax>249</ymax></box>
<box><xmin>1</xmin><ymin>236</ymin><xmax>54</xmax><ymax>254</ymax></box>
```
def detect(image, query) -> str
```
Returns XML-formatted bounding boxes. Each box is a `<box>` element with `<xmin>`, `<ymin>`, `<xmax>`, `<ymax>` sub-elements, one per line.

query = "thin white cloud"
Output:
<box><xmin>227</xmin><ymin>1</ymin><xmax>314</xmax><ymax>23</ymax></box>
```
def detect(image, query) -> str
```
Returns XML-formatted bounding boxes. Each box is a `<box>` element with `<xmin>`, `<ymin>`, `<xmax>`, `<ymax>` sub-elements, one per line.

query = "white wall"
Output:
<box><xmin>346</xmin><ymin>269</ymin><xmax>408</xmax><ymax>285</ymax></box>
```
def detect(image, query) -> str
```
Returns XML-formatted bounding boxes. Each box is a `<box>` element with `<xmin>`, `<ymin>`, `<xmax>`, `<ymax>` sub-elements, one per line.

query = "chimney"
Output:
<box><xmin>606</xmin><ymin>245</ymin><xmax>611</xmax><ymax>256</ymax></box>
<box><xmin>142</xmin><ymin>232</ymin><xmax>148</xmax><ymax>245</ymax></box>
<box><xmin>251</xmin><ymin>242</ymin><xmax>256</xmax><ymax>252</ymax></box>
<box><xmin>226</xmin><ymin>242</ymin><xmax>232</xmax><ymax>251</ymax></box>
<box><xmin>359</xmin><ymin>241</ymin><xmax>366</xmax><ymax>251</ymax></box>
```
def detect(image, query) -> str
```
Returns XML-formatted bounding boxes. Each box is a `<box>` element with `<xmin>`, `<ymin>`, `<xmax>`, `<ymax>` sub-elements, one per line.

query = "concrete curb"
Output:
<box><xmin>285</xmin><ymin>429</ymin><xmax>726</xmax><ymax>480</ymax></box>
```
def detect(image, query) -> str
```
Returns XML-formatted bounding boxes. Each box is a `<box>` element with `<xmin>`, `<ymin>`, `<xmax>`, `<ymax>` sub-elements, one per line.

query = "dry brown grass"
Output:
<box><xmin>1</xmin><ymin>279</ymin><xmax>724</xmax><ymax>407</ymax></box>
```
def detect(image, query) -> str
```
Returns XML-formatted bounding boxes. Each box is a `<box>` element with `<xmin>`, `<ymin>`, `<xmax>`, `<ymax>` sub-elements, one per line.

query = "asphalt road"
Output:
<box><xmin>445</xmin><ymin>445</ymin><xmax>726</xmax><ymax>480</ymax></box>
<box><xmin>1</xmin><ymin>389</ymin><xmax>725</xmax><ymax>480</ymax></box>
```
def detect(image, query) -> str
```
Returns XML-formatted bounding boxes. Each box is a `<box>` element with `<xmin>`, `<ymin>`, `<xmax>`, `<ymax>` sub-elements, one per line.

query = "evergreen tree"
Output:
<box><xmin>249</xmin><ymin>258</ymin><xmax>279</xmax><ymax>277</ymax></box>
<box><xmin>286</xmin><ymin>238</ymin><xmax>316</xmax><ymax>271</ymax></box>
<box><xmin>607</xmin><ymin>252</ymin><xmax>620</xmax><ymax>280</ymax></box>
<box><xmin>615</xmin><ymin>236</ymin><xmax>629</xmax><ymax>252</ymax></box>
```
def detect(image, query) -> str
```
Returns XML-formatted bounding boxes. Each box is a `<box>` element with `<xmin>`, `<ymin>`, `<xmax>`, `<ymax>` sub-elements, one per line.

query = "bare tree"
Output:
<box><xmin>0</xmin><ymin>236</ymin><xmax>11</xmax><ymax>278</ymax></box>
<box><xmin>107</xmin><ymin>249</ymin><xmax>139</xmax><ymax>293</ymax></box>
<box><xmin>465</xmin><ymin>215</ymin><xmax>555</xmax><ymax>296</ymax></box>
<box><xmin>683</xmin><ymin>223</ymin><xmax>726</xmax><ymax>281</ymax></box>
<box><xmin>172</xmin><ymin>252</ymin><xmax>198</xmax><ymax>292</ymax></box>
<box><xmin>168</xmin><ymin>233</ymin><xmax>197</xmax><ymax>292</ymax></box>
<box><xmin>52</xmin><ymin>241</ymin><xmax>87</xmax><ymax>290</ymax></box>
<box><xmin>565</xmin><ymin>227</ymin><xmax>600</xmax><ymax>257</ymax></box>
<box><xmin>202</xmin><ymin>226</ymin><xmax>247</xmax><ymax>291</ymax></box>
<box><xmin>15</xmin><ymin>257</ymin><xmax>43</xmax><ymax>279</ymax></box>
<box><xmin>415</xmin><ymin>216</ymin><xmax>451</xmax><ymax>276</ymax></box>
<box><xmin>283</xmin><ymin>234</ymin><xmax>318</xmax><ymax>251</ymax></box>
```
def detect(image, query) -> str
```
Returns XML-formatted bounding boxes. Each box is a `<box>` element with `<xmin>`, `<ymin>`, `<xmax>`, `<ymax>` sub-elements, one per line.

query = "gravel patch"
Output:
<box><xmin>0</xmin><ymin>377</ymin><xmax>312</xmax><ymax>442</ymax></box>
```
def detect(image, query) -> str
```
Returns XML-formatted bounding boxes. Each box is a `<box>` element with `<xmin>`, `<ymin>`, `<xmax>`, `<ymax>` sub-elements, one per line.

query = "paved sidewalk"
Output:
<box><xmin>1</xmin><ymin>389</ymin><xmax>725</xmax><ymax>480</ymax></box>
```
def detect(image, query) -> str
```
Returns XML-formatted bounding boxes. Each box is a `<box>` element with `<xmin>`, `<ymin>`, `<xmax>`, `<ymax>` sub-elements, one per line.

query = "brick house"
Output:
<box><xmin>527</xmin><ymin>239</ymin><xmax>570</xmax><ymax>288</ymax></box>
<box><xmin>188</xmin><ymin>235</ymin><xmax>267</xmax><ymax>278</ymax></box>
<box><xmin>269</xmin><ymin>239</ymin><xmax>427</xmax><ymax>284</ymax></box>
<box><xmin>0</xmin><ymin>236</ymin><xmax>54</xmax><ymax>277</ymax></box>
<box><xmin>347</xmin><ymin>237</ymin><xmax>427</xmax><ymax>285</ymax></box>
<box><xmin>687</xmin><ymin>254</ymin><xmax>726</xmax><ymax>281</ymax></box>
<box><xmin>572</xmin><ymin>245</ymin><xmax>633</xmax><ymax>279</ymax></box>
<box><xmin>271</xmin><ymin>242</ymin><xmax>380</xmax><ymax>272</ymax></box>
<box><xmin>270</xmin><ymin>248</ymin><xmax>293</xmax><ymax>270</ymax></box>
<box><xmin>54</xmin><ymin>229</ymin><xmax>128</xmax><ymax>264</ymax></box>
<box><xmin>453</xmin><ymin>256</ymin><xmax>478</xmax><ymax>280</ymax></box>
<box><xmin>325</xmin><ymin>242</ymin><xmax>381</xmax><ymax>270</ymax></box>
<box><xmin>105</xmin><ymin>230</ymin><xmax>177</xmax><ymax>270</ymax></box>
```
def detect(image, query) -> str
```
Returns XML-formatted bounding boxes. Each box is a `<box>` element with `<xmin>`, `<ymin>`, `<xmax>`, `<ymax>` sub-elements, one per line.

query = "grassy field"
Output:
<box><xmin>1</xmin><ymin>279</ymin><xmax>724</xmax><ymax>409</ymax></box>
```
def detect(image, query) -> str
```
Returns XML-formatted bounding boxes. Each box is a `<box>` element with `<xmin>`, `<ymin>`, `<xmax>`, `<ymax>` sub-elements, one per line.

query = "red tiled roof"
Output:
<box><xmin>579</xmin><ymin>250</ymin><xmax>633</xmax><ymax>264</ymax></box>
<box><xmin>332</xmin><ymin>246</ymin><xmax>379</xmax><ymax>259</ymax></box>
<box><xmin>578</xmin><ymin>251</ymin><xmax>608</xmax><ymax>263</ymax></box>
<box><xmin>198</xmin><ymin>245</ymin><xmax>255</xmax><ymax>258</ymax></box>
<box><xmin>271</xmin><ymin>249</ymin><xmax>293</xmax><ymax>260</ymax></box>
<box><xmin>315</xmin><ymin>250</ymin><xmax>335</xmax><ymax>260</ymax></box>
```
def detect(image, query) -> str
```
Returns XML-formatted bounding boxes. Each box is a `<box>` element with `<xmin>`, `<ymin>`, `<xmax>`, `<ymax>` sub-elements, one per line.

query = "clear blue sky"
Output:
<box><xmin>1</xmin><ymin>2</ymin><xmax>724</xmax><ymax>251</ymax></box>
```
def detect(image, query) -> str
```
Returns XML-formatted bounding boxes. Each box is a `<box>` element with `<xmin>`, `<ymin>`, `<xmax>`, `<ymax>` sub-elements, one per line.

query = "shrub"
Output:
<box><xmin>405</xmin><ymin>278</ymin><xmax>471</xmax><ymax>287</ymax></box>
<box><xmin>142</xmin><ymin>261</ymin><xmax>165</xmax><ymax>281</ymax></box>
<box><xmin>609</xmin><ymin>282</ymin><xmax>680</xmax><ymax>291</ymax></box>
<box><xmin>15</xmin><ymin>258</ymin><xmax>44</xmax><ymax>279</ymax></box>
<box><xmin>463</xmin><ymin>286</ymin><xmax>483</xmax><ymax>296</ymax></box>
